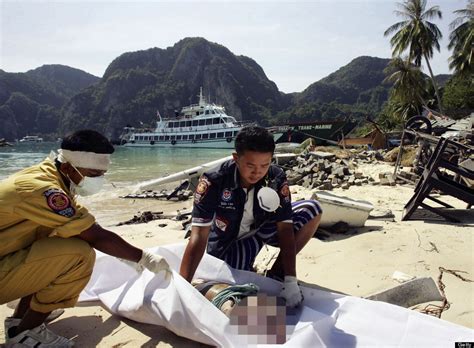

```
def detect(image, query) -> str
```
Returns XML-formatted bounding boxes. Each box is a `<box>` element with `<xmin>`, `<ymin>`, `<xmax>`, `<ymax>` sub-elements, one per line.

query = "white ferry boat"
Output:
<box><xmin>19</xmin><ymin>135</ymin><xmax>43</xmax><ymax>143</ymax></box>
<box><xmin>121</xmin><ymin>89</ymin><xmax>254</xmax><ymax>149</ymax></box>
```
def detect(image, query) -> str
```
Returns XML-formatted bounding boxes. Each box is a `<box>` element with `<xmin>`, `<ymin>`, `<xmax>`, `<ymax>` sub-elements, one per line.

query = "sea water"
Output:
<box><xmin>0</xmin><ymin>143</ymin><xmax>233</xmax><ymax>225</ymax></box>
<box><xmin>0</xmin><ymin>142</ymin><xmax>231</xmax><ymax>185</ymax></box>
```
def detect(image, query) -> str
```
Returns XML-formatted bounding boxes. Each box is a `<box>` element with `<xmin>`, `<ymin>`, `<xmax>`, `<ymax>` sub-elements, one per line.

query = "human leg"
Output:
<box><xmin>264</xmin><ymin>200</ymin><xmax>322</xmax><ymax>278</ymax></box>
<box><xmin>220</xmin><ymin>236</ymin><xmax>264</xmax><ymax>271</ymax></box>
<box><xmin>0</xmin><ymin>237</ymin><xmax>95</xmax><ymax>335</ymax></box>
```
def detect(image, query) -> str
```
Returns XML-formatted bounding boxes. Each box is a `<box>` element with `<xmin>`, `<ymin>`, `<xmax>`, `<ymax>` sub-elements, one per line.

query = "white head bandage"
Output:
<box><xmin>57</xmin><ymin>149</ymin><xmax>111</xmax><ymax>170</ymax></box>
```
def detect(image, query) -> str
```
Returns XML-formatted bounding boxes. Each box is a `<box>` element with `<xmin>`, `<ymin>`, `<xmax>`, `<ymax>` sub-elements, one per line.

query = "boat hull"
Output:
<box><xmin>312</xmin><ymin>191</ymin><xmax>374</xmax><ymax>227</ymax></box>
<box><xmin>123</xmin><ymin>132</ymin><xmax>283</xmax><ymax>148</ymax></box>
<box><xmin>274</xmin><ymin>120</ymin><xmax>357</xmax><ymax>145</ymax></box>
<box><xmin>123</xmin><ymin>138</ymin><xmax>235</xmax><ymax>149</ymax></box>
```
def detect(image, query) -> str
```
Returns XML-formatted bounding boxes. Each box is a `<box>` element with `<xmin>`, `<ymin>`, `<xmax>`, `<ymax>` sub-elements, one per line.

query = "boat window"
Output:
<box><xmin>199</xmin><ymin>119</ymin><xmax>205</xmax><ymax>126</ymax></box>
<box><xmin>233</xmin><ymin>131</ymin><xmax>239</xmax><ymax>136</ymax></box>
<box><xmin>159</xmin><ymin>136</ymin><xmax>164</xmax><ymax>141</ymax></box>
<box><xmin>185</xmin><ymin>121</ymin><xmax>191</xmax><ymax>127</ymax></box>
<box><xmin>183</xmin><ymin>135</ymin><xmax>188</xmax><ymax>140</ymax></box>
<box><xmin>196</xmin><ymin>134</ymin><xmax>201</xmax><ymax>140</ymax></box>
<box><xmin>189</xmin><ymin>134</ymin><xmax>194</xmax><ymax>140</ymax></box>
<box><xmin>202</xmin><ymin>133</ymin><xmax>209</xmax><ymax>139</ymax></box>
<box><xmin>205</xmin><ymin>110</ymin><xmax>210</xmax><ymax>115</ymax></box>
<box><xmin>210</xmin><ymin>133</ymin><xmax>216</xmax><ymax>139</ymax></box>
<box><xmin>212</xmin><ymin>118</ymin><xmax>220</xmax><ymax>125</ymax></box>
<box><xmin>177</xmin><ymin>135</ymin><xmax>182</xmax><ymax>140</ymax></box>
<box><xmin>154</xmin><ymin>136</ymin><xmax>158</xmax><ymax>141</ymax></box>
<box><xmin>225</xmin><ymin>131</ymin><xmax>232</xmax><ymax>137</ymax></box>
<box><xmin>211</xmin><ymin>110</ymin><xmax>215</xmax><ymax>114</ymax></box>
<box><xmin>179</xmin><ymin>121</ymin><xmax>186</xmax><ymax>128</ymax></box>
<box><xmin>217</xmin><ymin>132</ymin><xmax>224</xmax><ymax>138</ymax></box>
<box><xmin>175</xmin><ymin>121</ymin><xmax>181</xmax><ymax>128</ymax></box>
<box><xmin>171</xmin><ymin>135</ymin><xmax>176</xmax><ymax>141</ymax></box>
<box><xmin>192</xmin><ymin>120</ymin><xmax>199</xmax><ymax>126</ymax></box>
<box><xmin>205</xmin><ymin>118</ymin><xmax>212</xmax><ymax>125</ymax></box>
<box><xmin>165</xmin><ymin>136</ymin><xmax>170</xmax><ymax>141</ymax></box>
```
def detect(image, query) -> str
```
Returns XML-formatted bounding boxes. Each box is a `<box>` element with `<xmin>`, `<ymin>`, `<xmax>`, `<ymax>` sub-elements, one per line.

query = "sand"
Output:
<box><xmin>1</xmin><ymin>162</ymin><xmax>473</xmax><ymax>346</ymax></box>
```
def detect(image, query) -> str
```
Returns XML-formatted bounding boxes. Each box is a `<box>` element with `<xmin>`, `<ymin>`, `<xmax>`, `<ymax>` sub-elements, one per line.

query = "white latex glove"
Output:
<box><xmin>139</xmin><ymin>250</ymin><xmax>172</xmax><ymax>279</ymax></box>
<box><xmin>279</xmin><ymin>276</ymin><xmax>303</xmax><ymax>307</ymax></box>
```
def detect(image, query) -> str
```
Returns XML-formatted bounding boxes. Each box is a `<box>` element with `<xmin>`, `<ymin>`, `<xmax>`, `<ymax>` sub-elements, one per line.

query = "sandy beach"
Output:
<box><xmin>1</xmin><ymin>161</ymin><xmax>473</xmax><ymax>346</ymax></box>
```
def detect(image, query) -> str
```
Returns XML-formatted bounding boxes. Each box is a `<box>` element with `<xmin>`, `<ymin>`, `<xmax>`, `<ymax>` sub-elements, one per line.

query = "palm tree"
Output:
<box><xmin>384</xmin><ymin>57</ymin><xmax>428</xmax><ymax>118</ymax></box>
<box><xmin>448</xmin><ymin>1</ymin><xmax>474</xmax><ymax>75</ymax></box>
<box><xmin>384</xmin><ymin>0</ymin><xmax>444</xmax><ymax>113</ymax></box>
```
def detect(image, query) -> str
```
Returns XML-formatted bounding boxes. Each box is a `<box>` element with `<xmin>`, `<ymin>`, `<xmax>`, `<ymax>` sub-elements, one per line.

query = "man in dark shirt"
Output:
<box><xmin>179</xmin><ymin>126</ymin><xmax>322</xmax><ymax>307</ymax></box>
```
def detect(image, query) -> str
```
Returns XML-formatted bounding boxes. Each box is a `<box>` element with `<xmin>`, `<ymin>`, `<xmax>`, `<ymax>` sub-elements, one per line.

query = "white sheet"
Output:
<box><xmin>80</xmin><ymin>244</ymin><xmax>474</xmax><ymax>347</ymax></box>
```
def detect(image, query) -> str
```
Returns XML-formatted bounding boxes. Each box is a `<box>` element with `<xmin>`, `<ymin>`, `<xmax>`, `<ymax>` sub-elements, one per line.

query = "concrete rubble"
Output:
<box><xmin>283</xmin><ymin>149</ymin><xmax>403</xmax><ymax>191</ymax></box>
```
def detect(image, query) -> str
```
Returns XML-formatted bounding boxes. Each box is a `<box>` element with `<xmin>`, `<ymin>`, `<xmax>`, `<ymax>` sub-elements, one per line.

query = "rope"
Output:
<box><xmin>415</xmin><ymin>267</ymin><xmax>473</xmax><ymax>318</ymax></box>
<box><xmin>211</xmin><ymin>283</ymin><xmax>259</xmax><ymax>310</ymax></box>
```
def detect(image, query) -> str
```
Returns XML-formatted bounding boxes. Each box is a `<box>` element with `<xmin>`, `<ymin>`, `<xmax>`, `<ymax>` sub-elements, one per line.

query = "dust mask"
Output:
<box><xmin>69</xmin><ymin>164</ymin><xmax>105</xmax><ymax>196</ymax></box>
<box><xmin>257</xmin><ymin>187</ymin><xmax>280</xmax><ymax>212</ymax></box>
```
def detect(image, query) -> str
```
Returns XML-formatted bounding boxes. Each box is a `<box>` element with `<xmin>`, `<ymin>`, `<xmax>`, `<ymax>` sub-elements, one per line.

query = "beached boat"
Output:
<box><xmin>271</xmin><ymin>119</ymin><xmax>358</xmax><ymax>145</ymax></box>
<box><xmin>18</xmin><ymin>135</ymin><xmax>43</xmax><ymax>143</ymax></box>
<box><xmin>311</xmin><ymin>191</ymin><xmax>374</xmax><ymax>227</ymax></box>
<box><xmin>120</xmin><ymin>88</ymin><xmax>279</xmax><ymax>149</ymax></box>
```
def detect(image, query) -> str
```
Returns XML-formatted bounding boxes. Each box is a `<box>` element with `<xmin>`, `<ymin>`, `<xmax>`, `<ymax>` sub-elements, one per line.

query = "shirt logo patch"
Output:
<box><xmin>221</xmin><ymin>189</ymin><xmax>232</xmax><ymax>202</ymax></box>
<box><xmin>215</xmin><ymin>216</ymin><xmax>228</xmax><ymax>232</ymax></box>
<box><xmin>194</xmin><ymin>176</ymin><xmax>211</xmax><ymax>204</ymax></box>
<box><xmin>280</xmin><ymin>183</ymin><xmax>290</xmax><ymax>203</ymax></box>
<box><xmin>43</xmin><ymin>189</ymin><xmax>75</xmax><ymax>218</ymax></box>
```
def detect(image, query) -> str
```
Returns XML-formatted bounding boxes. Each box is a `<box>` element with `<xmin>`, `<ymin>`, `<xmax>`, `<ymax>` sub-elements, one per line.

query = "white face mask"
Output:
<box><xmin>69</xmin><ymin>164</ymin><xmax>106</xmax><ymax>196</ymax></box>
<box><xmin>257</xmin><ymin>187</ymin><xmax>280</xmax><ymax>212</ymax></box>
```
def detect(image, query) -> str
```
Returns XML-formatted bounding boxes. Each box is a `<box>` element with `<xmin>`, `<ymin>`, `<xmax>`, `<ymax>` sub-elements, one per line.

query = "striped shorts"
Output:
<box><xmin>221</xmin><ymin>199</ymin><xmax>322</xmax><ymax>271</ymax></box>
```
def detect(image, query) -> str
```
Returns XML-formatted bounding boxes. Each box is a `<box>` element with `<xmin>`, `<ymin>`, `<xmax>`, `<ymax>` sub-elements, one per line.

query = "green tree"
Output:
<box><xmin>442</xmin><ymin>74</ymin><xmax>474</xmax><ymax>118</ymax></box>
<box><xmin>383</xmin><ymin>56</ymin><xmax>427</xmax><ymax>111</ymax></box>
<box><xmin>448</xmin><ymin>1</ymin><xmax>474</xmax><ymax>76</ymax></box>
<box><xmin>384</xmin><ymin>0</ymin><xmax>444</xmax><ymax>112</ymax></box>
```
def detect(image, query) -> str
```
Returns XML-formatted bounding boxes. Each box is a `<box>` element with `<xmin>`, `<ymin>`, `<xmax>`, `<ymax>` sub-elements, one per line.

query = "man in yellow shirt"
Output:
<box><xmin>0</xmin><ymin>130</ymin><xmax>170</xmax><ymax>347</ymax></box>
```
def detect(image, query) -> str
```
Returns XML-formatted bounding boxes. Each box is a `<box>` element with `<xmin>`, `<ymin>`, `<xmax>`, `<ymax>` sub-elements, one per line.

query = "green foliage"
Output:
<box><xmin>448</xmin><ymin>3</ymin><xmax>474</xmax><ymax>75</ymax></box>
<box><xmin>385</xmin><ymin>57</ymin><xmax>427</xmax><ymax>109</ymax></box>
<box><xmin>0</xmin><ymin>66</ymin><xmax>99</xmax><ymax>140</ymax></box>
<box><xmin>384</xmin><ymin>0</ymin><xmax>444</xmax><ymax>111</ymax></box>
<box><xmin>442</xmin><ymin>74</ymin><xmax>474</xmax><ymax>118</ymax></box>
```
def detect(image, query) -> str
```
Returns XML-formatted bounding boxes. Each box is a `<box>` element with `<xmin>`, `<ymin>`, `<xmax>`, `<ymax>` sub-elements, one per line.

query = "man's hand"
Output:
<box><xmin>279</xmin><ymin>276</ymin><xmax>303</xmax><ymax>307</ymax></box>
<box><xmin>139</xmin><ymin>250</ymin><xmax>171</xmax><ymax>278</ymax></box>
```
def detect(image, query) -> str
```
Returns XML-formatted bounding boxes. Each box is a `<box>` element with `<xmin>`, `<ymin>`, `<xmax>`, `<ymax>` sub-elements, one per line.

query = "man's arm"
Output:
<box><xmin>76</xmin><ymin>223</ymin><xmax>142</xmax><ymax>262</ymax></box>
<box><xmin>276</xmin><ymin>221</ymin><xmax>297</xmax><ymax>277</ymax></box>
<box><xmin>179</xmin><ymin>225</ymin><xmax>211</xmax><ymax>282</ymax></box>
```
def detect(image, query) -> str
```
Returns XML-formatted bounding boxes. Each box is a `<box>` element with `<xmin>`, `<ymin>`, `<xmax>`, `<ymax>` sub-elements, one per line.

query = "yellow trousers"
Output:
<box><xmin>0</xmin><ymin>237</ymin><xmax>95</xmax><ymax>313</ymax></box>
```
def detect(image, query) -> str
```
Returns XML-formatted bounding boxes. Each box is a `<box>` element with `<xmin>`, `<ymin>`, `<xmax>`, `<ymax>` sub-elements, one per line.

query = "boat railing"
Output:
<box><xmin>234</xmin><ymin>120</ymin><xmax>257</xmax><ymax>128</ymax></box>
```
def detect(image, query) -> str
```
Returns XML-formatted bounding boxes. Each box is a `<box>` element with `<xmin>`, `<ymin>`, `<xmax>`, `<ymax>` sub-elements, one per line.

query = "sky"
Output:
<box><xmin>0</xmin><ymin>0</ymin><xmax>468</xmax><ymax>93</ymax></box>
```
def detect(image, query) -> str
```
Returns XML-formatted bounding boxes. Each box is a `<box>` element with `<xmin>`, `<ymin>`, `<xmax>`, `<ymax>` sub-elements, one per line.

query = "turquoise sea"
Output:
<box><xmin>0</xmin><ymin>142</ymin><xmax>231</xmax><ymax>185</ymax></box>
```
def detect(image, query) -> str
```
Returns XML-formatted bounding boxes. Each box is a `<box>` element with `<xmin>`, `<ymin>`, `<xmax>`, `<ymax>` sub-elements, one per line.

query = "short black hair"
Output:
<box><xmin>235</xmin><ymin>126</ymin><xmax>275</xmax><ymax>155</ymax></box>
<box><xmin>61</xmin><ymin>130</ymin><xmax>114</xmax><ymax>154</ymax></box>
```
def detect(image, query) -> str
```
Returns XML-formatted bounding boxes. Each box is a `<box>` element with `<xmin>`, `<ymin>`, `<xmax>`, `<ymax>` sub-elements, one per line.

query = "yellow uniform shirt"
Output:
<box><xmin>0</xmin><ymin>158</ymin><xmax>95</xmax><ymax>258</ymax></box>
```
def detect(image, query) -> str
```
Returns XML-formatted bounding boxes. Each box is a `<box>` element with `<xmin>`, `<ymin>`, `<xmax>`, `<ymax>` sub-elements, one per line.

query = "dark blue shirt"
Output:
<box><xmin>192</xmin><ymin>159</ymin><xmax>293</xmax><ymax>259</ymax></box>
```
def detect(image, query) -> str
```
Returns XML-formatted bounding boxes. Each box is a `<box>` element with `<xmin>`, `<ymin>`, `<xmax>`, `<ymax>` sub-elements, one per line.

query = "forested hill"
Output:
<box><xmin>273</xmin><ymin>56</ymin><xmax>392</xmax><ymax>123</ymax></box>
<box><xmin>1</xmin><ymin>38</ymin><xmax>457</xmax><ymax>141</ymax></box>
<box><xmin>0</xmin><ymin>65</ymin><xmax>99</xmax><ymax>140</ymax></box>
<box><xmin>59</xmin><ymin>37</ymin><xmax>289</xmax><ymax>139</ymax></box>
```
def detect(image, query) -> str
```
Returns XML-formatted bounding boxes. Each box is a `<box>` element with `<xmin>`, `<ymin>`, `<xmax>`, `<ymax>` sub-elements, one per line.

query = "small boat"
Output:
<box><xmin>311</xmin><ymin>191</ymin><xmax>374</xmax><ymax>227</ymax></box>
<box><xmin>0</xmin><ymin>138</ymin><xmax>13</xmax><ymax>147</ymax></box>
<box><xmin>120</xmin><ymin>88</ymin><xmax>280</xmax><ymax>148</ymax></box>
<box><xmin>19</xmin><ymin>135</ymin><xmax>43</xmax><ymax>143</ymax></box>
